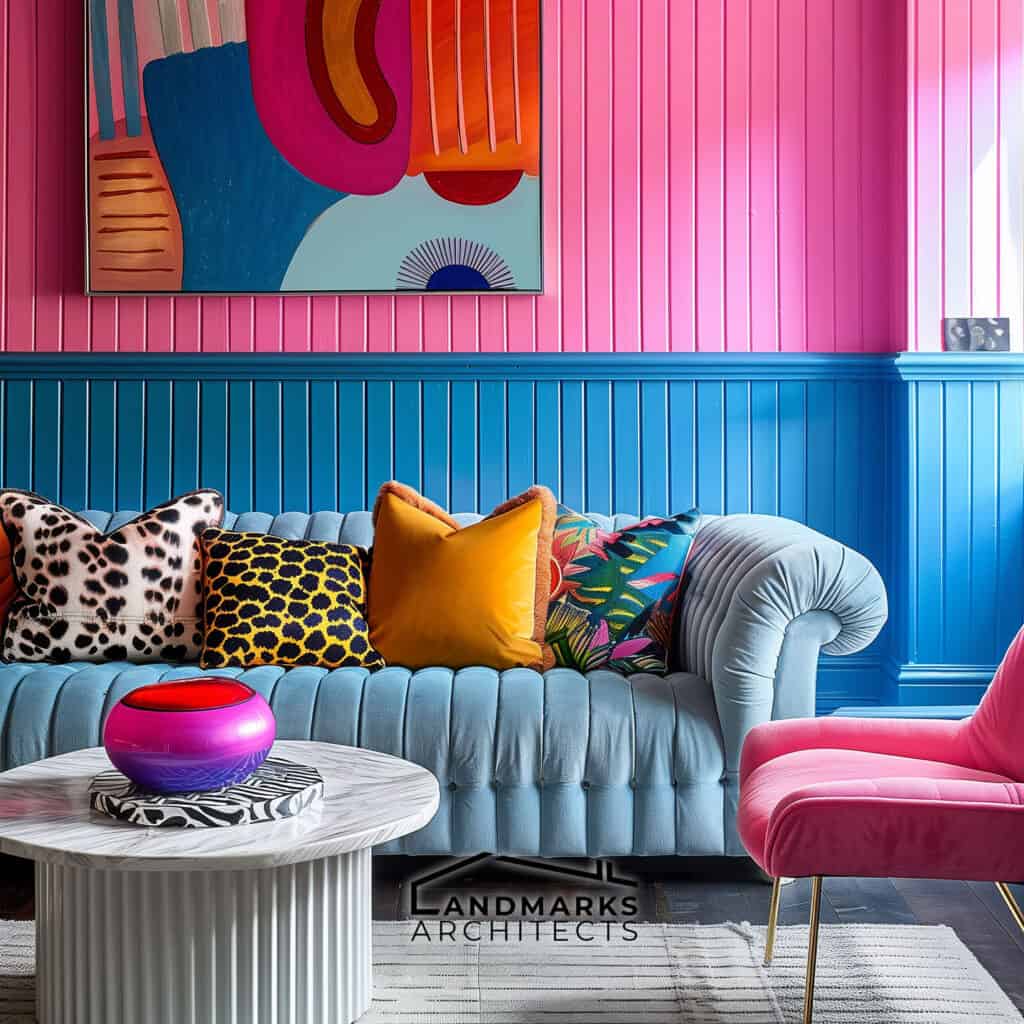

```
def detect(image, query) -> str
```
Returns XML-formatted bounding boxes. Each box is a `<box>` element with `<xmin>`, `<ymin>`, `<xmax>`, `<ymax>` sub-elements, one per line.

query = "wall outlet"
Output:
<box><xmin>943</xmin><ymin>317</ymin><xmax>1010</xmax><ymax>351</ymax></box>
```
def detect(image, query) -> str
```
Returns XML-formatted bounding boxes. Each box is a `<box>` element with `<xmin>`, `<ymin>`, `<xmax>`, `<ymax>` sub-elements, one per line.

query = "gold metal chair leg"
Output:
<box><xmin>764</xmin><ymin>877</ymin><xmax>782</xmax><ymax>965</ymax></box>
<box><xmin>802</xmin><ymin>876</ymin><xmax>823</xmax><ymax>1024</ymax></box>
<box><xmin>995</xmin><ymin>882</ymin><xmax>1024</xmax><ymax>936</ymax></box>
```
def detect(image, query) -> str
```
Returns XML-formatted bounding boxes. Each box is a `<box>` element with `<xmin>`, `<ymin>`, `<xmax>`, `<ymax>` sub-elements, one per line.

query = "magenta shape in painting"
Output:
<box><xmin>246</xmin><ymin>0</ymin><xmax>412</xmax><ymax>195</ymax></box>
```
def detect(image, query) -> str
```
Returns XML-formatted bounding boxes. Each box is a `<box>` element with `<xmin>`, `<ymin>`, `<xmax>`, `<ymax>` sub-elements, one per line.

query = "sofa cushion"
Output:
<box><xmin>368</xmin><ymin>482</ymin><xmax>557</xmax><ymax>671</ymax></box>
<box><xmin>0</xmin><ymin>660</ymin><xmax>727</xmax><ymax>858</ymax></box>
<box><xmin>546</xmin><ymin>506</ymin><xmax>700</xmax><ymax>674</ymax></box>
<box><xmin>0</xmin><ymin>489</ymin><xmax>224</xmax><ymax>664</ymax></box>
<box><xmin>199</xmin><ymin>529</ymin><xmax>384</xmax><ymax>671</ymax></box>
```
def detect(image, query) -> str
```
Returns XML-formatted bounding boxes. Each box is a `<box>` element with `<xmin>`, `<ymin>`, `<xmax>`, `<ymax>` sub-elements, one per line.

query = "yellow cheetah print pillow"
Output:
<box><xmin>199</xmin><ymin>530</ymin><xmax>384</xmax><ymax>671</ymax></box>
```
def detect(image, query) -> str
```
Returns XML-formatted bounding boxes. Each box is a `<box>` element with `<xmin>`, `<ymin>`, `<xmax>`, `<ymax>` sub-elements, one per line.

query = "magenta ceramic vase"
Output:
<box><xmin>102</xmin><ymin>678</ymin><xmax>276</xmax><ymax>793</ymax></box>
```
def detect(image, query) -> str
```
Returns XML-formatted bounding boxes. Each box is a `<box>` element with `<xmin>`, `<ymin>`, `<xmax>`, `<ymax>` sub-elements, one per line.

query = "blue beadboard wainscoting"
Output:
<box><xmin>887</xmin><ymin>354</ymin><xmax>1024</xmax><ymax>707</ymax></box>
<box><xmin>0</xmin><ymin>351</ymin><xmax>1021</xmax><ymax>712</ymax></box>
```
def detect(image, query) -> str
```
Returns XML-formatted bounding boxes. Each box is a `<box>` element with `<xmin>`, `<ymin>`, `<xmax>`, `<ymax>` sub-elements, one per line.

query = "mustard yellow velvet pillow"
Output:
<box><xmin>368</xmin><ymin>482</ymin><xmax>556</xmax><ymax>671</ymax></box>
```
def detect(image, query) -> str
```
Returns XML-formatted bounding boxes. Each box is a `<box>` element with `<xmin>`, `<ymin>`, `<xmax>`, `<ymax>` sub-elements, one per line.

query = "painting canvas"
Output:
<box><xmin>85</xmin><ymin>1</ymin><xmax>542</xmax><ymax>295</ymax></box>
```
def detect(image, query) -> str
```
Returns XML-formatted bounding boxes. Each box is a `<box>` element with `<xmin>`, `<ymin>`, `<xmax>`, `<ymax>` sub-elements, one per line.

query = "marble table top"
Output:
<box><xmin>0</xmin><ymin>741</ymin><xmax>439</xmax><ymax>872</ymax></box>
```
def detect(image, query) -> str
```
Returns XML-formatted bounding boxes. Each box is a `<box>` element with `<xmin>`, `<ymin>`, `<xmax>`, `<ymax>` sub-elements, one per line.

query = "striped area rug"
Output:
<box><xmin>1</xmin><ymin>920</ymin><xmax>1020</xmax><ymax>1023</ymax></box>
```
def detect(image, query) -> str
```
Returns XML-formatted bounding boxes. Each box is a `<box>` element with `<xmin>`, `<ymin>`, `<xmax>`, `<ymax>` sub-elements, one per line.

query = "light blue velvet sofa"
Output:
<box><xmin>0</xmin><ymin>509</ymin><xmax>887</xmax><ymax>857</ymax></box>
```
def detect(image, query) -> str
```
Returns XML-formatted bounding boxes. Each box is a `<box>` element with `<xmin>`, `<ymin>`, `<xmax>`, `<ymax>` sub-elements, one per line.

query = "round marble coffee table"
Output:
<box><xmin>0</xmin><ymin>740</ymin><xmax>439</xmax><ymax>1024</ymax></box>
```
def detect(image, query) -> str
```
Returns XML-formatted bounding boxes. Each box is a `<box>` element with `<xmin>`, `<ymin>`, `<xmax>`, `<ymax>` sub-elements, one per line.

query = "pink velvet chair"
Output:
<box><xmin>738</xmin><ymin>626</ymin><xmax>1024</xmax><ymax>1023</ymax></box>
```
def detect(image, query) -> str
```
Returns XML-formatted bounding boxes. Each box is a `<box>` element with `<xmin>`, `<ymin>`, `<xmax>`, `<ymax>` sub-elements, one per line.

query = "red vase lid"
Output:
<box><xmin>122</xmin><ymin>678</ymin><xmax>256</xmax><ymax>712</ymax></box>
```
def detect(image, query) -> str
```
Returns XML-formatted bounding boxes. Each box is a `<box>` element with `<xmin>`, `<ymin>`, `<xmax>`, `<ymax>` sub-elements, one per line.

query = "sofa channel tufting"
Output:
<box><xmin>0</xmin><ymin>508</ymin><xmax>887</xmax><ymax>858</ymax></box>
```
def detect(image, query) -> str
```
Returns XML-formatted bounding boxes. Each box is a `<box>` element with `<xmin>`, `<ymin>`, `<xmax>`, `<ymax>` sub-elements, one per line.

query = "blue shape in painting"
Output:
<box><xmin>116</xmin><ymin>0</ymin><xmax>142</xmax><ymax>137</ymax></box>
<box><xmin>89</xmin><ymin>0</ymin><xmax>116</xmax><ymax>139</ymax></box>
<box><xmin>144</xmin><ymin>44</ymin><xmax>344</xmax><ymax>292</ymax></box>
<box><xmin>282</xmin><ymin>175</ymin><xmax>541</xmax><ymax>292</ymax></box>
<box><xmin>428</xmin><ymin>266</ymin><xmax>490</xmax><ymax>290</ymax></box>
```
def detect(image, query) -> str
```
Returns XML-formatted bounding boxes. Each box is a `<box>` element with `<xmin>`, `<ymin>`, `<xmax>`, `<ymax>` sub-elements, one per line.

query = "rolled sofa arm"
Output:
<box><xmin>679</xmin><ymin>515</ymin><xmax>888</xmax><ymax>778</ymax></box>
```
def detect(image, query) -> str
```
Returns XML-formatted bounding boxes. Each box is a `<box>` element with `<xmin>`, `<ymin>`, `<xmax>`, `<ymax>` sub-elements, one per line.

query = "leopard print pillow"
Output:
<box><xmin>0</xmin><ymin>489</ymin><xmax>224</xmax><ymax>664</ymax></box>
<box><xmin>199</xmin><ymin>530</ymin><xmax>385</xmax><ymax>670</ymax></box>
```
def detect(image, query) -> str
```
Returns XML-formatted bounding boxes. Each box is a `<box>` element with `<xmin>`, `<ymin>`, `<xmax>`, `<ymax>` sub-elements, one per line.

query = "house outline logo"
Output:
<box><xmin>407</xmin><ymin>853</ymin><xmax>639</xmax><ymax>917</ymax></box>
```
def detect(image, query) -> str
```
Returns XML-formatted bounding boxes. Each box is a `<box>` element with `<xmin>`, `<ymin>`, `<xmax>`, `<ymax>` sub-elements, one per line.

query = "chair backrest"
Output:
<box><xmin>964</xmin><ymin>624</ymin><xmax>1024</xmax><ymax>781</ymax></box>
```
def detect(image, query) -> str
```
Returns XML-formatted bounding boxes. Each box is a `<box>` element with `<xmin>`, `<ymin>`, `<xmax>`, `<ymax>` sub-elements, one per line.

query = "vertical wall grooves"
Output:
<box><xmin>0</xmin><ymin>368</ymin><xmax>885</xmax><ymax>594</ymax></box>
<box><xmin>2</xmin><ymin>0</ymin><xmax>908</xmax><ymax>353</ymax></box>
<box><xmin>889</xmin><ymin>376</ymin><xmax>1024</xmax><ymax>695</ymax></box>
<box><xmin>908</xmin><ymin>0</ymin><xmax>1023</xmax><ymax>350</ymax></box>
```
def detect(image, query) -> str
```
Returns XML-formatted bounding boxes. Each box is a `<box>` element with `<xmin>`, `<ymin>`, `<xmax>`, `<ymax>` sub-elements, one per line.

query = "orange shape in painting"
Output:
<box><xmin>88</xmin><ymin>120</ymin><xmax>184</xmax><ymax>293</ymax></box>
<box><xmin>320</xmin><ymin>0</ymin><xmax>380</xmax><ymax>127</ymax></box>
<box><xmin>308</xmin><ymin>0</ymin><xmax>398</xmax><ymax>144</ymax></box>
<box><xmin>408</xmin><ymin>0</ymin><xmax>540</xmax><ymax>178</ymax></box>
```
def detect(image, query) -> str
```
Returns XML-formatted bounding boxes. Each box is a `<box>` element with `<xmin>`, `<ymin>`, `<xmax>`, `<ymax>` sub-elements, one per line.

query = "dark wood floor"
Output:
<box><xmin>3</xmin><ymin>854</ymin><xmax>1022</xmax><ymax>1012</ymax></box>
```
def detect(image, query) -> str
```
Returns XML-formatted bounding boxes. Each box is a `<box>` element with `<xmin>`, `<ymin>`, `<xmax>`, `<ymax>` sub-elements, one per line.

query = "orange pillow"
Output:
<box><xmin>368</xmin><ymin>482</ymin><xmax>556</xmax><ymax>671</ymax></box>
<box><xmin>0</xmin><ymin>524</ymin><xmax>14</xmax><ymax>631</ymax></box>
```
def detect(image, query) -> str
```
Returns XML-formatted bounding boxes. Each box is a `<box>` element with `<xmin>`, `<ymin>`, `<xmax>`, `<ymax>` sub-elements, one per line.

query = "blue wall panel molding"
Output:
<box><xmin>4</xmin><ymin>350</ymin><xmax>1024</xmax><ymax>708</ymax></box>
<box><xmin>892</xmin><ymin>352</ymin><xmax>1024</xmax><ymax>381</ymax></box>
<box><xmin>883</xmin><ymin>658</ymin><xmax>1001</xmax><ymax>706</ymax></box>
<box><xmin>886</xmin><ymin>356</ymin><xmax>1024</xmax><ymax>705</ymax></box>
<box><xmin>0</xmin><ymin>357</ymin><xmax>888</xmax><ymax>548</ymax></box>
<box><xmin>0</xmin><ymin>352</ymin><xmax>891</xmax><ymax>382</ymax></box>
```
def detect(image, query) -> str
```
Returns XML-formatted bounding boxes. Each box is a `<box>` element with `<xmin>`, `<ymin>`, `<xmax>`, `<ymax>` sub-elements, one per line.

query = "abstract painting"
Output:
<box><xmin>85</xmin><ymin>1</ymin><xmax>542</xmax><ymax>295</ymax></box>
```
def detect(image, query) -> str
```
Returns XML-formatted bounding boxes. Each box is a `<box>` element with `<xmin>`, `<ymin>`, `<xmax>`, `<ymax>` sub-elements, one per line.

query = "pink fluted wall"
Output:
<box><xmin>907</xmin><ymin>0</ymin><xmax>1024</xmax><ymax>351</ymax></box>
<box><xmin>4</xmin><ymin>0</ymin><xmax>907</xmax><ymax>353</ymax></box>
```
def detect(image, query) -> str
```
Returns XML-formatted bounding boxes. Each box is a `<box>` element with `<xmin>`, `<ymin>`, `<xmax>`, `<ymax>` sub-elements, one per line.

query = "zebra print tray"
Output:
<box><xmin>89</xmin><ymin>757</ymin><xmax>324</xmax><ymax>828</ymax></box>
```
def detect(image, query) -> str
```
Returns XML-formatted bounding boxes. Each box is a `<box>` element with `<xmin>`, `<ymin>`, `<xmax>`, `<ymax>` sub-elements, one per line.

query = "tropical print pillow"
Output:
<box><xmin>545</xmin><ymin>507</ymin><xmax>701</xmax><ymax>675</ymax></box>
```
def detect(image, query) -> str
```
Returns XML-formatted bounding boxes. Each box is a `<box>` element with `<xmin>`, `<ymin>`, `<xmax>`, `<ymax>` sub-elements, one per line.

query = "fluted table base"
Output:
<box><xmin>35</xmin><ymin>849</ymin><xmax>372</xmax><ymax>1024</ymax></box>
